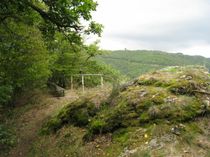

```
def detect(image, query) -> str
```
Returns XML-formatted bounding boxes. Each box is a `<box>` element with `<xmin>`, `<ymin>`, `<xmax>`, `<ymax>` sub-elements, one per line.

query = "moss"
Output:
<box><xmin>139</xmin><ymin>112</ymin><xmax>150</xmax><ymax>123</ymax></box>
<box><xmin>154</xmin><ymin>79</ymin><xmax>177</xmax><ymax>88</ymax></box>
<box><xmin>43</xmin><ymin>66</ymin><xmax>210</xmax><ymax>141</ymax></box>
<box><xmin>163</xmin><ymin>66</ymin><xmax>179</xmax><ymax>72</ymax></box>
<box><xmin>85</xmin><ymin>111</ymin><xmax>122</xmax><ymax>138</ymax></box>
<box><xmin>150</xmin><ymin>123</ymin><xmax>171</xmax><ymax>137</ymax></box>
<box><xmin>134</xmin><ymin>91</ymin><xmax>166</xmax><ymax>113</ymax></box>
<box><xmin>41</xmin><ymin>117</ymin><xmax>63</xmax><ymax>134</ymax></box>
<box><xmin>121</xmin><ymin>112</ymin><xmax>139</xmax><ymax>127</ymax></box>
<box><xmin>180</xmin><ymin>123</ymin><xmax>203</xmax><ymax>145</ymax></box>
<box><xmin>187</xmin><ymin>123</ymin><xmax>203</xmax><ymax>134</ymax></box>
<box><xmin>131</xmin><ymin>150</ymin><xmax>151</xmax><ymax>157</ymax></box>
<box><xmin>145</xmin><ymin>97</ymin><xmax>203</xmax><ymax>123</ymax></box>
<box><xmin>112</xmin><ymin>128</ymin><xmax>130</xmax><ymax>144</ymax></box>
<box><xmin>85</xmin><ymin>76</ymin><xmax>208</xmax><ymax>138</ymax></box>
<box><xmin>89</xmin><ymin>119</ymin><xmax>106</xmax><ymax>134</ymax></box>
<box><xmin>137</xmin><ymin>77</ymin><xmax>158</xmax><ymax>86</ymax></box>
<box><xmin>157</xmin><ymin>104</ymin><xmax>175</xmax><ymax>118</ymax></box>
<box><xmin>151</xmin><ymin>95</ymin><xmax>165</xmax><ymax>104</ymax></box>
<box><xmin>102</xmin><ymin>111</ymin><xmax>123</xmax><ymax>132</ymax></box>
<box><xmin>178</xmin><ymin>100</ymin><xmax>202</xmax><ymax>121</ymax></box>
<box><xmin>89</xmin><ymin>96</ymin><xmax>203</xmax><ymax>138</ymax></box>
<box><xmin>148</xmin><ymin>106</ymin><xmax>161</xmax><ymax>119</ymax></box>
<box><xmin>135</xmin><ymin>101</ymin><xmax>152</xmax><ymax>112</ymax></box>
<box><xmin>72</xmin><ymin>109</ymin><xmax>89</xmax><ymax>126</ymax></box>
<box><xmin>168</xmin><ymin>79</ymin><xmax>209</xmax><ymax>96</ymax></box>
<box><xmin>138</xmin><ymin>96</ymin><xmax>204</xmax><ymax>124</ymax></box>
<box><xmin>41</xmin><ymin>99</ymin><xmax>99</xmax><ymax>134</ymax></box>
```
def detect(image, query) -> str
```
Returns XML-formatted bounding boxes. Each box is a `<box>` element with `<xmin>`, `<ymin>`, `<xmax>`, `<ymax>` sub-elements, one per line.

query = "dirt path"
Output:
<box><xmin>8</xmin><ymin>90</ymin><xmax>79</xmax><ymax>157</ymax></box>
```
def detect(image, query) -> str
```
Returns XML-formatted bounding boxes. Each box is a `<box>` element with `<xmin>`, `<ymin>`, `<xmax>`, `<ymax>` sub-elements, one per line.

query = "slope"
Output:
<box><xmin>40</xmin><ymin>66</ymin><xmax>210</xmax><ymax>157</ymax></box>
<box><xmin>97</xmin><ymin>50</ymin><xmax>210</xmax><ymax>78</ymax></box>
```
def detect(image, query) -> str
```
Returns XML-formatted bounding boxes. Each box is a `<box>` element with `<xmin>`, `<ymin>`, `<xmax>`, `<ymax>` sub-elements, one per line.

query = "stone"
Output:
<box><xmin>149</xmin><ymin>139</ymin><xmax>159</xmax><ymax>148</ymax></box>
<box><xmin>48</xmin><ymin>82</ymin><xmax>65</xmax><ymax>97</ymax></box>
<box><xmin>186</xmin><ymin>75</ymin><xmax>193</xmax><ymax>80</ymax></box>
<box><xmin>140</xmin><ymin>90</ymin><xmax>148</xmax><ymax>97</ymax></box>
<box><xmin>171</xmin><ymin>126</ymin><xmax>181</xmax><ymax>135</ymax></box>
<box><xmin>118</xmin><ymin>147</ymin><xmax>139</xmax><ymax>157</ymax></box>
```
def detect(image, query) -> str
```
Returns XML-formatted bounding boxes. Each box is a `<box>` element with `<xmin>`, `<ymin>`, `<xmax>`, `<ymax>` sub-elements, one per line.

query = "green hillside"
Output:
<box><xmin>97</xmin><ymin>50</ymin><xmax>210</xmax><ymax>78</ymax></box>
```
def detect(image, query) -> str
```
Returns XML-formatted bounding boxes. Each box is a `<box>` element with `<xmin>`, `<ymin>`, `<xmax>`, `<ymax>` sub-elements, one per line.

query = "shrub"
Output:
<box><xmin>0</xmin><ymin>85</ymin><xmax>13</xmax><ymax>107</ymax></box>
<box><xmin>0</xmin><ymin>124</ymin><xmax>15</xmax><ymax>155</ymax></box>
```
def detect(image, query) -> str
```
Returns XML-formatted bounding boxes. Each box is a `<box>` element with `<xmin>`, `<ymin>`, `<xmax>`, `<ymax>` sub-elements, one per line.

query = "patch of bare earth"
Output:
<box><xmin>8</xmin><ymin>90</ymin><xmax>79</xmax><ymax>157</ymax></box>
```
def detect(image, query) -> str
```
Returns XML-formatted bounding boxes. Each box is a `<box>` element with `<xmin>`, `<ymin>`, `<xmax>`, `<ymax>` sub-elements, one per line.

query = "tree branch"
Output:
<box><xmin>26</xmin><ymin>2</ymin><xmax>81</xmax><ymax>31</ymax></box>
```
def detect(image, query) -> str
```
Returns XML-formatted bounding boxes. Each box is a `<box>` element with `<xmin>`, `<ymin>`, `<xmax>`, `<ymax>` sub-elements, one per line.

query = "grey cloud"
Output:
<box><xmin>95</xmin><ymin>0</ymin><xmax>210</xmax><ymax>57</ymax></box>
<box><xmin>115</xmin><ymin>20</ymin><xmax>209</xmax><ymax>40</ymax></box>
<box><xmin>105</xmin><ymin>16</ymin><xmax>210</xmax><ymax>50</ymax></box>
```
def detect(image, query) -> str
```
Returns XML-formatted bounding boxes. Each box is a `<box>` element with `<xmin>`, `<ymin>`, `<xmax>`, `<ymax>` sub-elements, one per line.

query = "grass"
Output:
<box><xmin>4</xmin><ymin>66</ymin><xmax>210</xmax><ymax>157</ymax></box>
<box><xmin>131</xmin><ymin>150</ymin><xmax>151</xmax><ymax>157</ymax></box>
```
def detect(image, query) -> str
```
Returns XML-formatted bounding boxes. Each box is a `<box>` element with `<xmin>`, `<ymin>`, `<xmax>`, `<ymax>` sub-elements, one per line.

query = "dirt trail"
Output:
<box><xmin>8</xmin><ymin>90</ymin><xmax>79</xmax><ymax>157</ymax></box>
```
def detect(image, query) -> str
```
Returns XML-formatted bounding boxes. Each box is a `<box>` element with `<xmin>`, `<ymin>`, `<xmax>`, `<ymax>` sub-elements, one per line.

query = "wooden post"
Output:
<box><xmin>101</xmin><ymin>75</ymin><xmax>104</xmax><ymax>88</ymax></box>
<box><xmin>71</xmin><ymin>76</ymin><xmax>73</xmax><ymax>90</ymax></box>
<box><xmin>82</xmin><ymin>75</ymin><xmax>85</xmax><ymax>92</ymax></box>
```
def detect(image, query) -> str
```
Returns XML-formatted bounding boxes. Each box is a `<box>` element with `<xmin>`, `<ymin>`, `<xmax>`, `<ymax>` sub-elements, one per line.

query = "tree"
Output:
<box><xmin>48</xmin><ymin>35</ymin><xmax>113</xmax><ymax>88</ymax></box>
<box><xmin>0</xmin><ymin>20</ymin><xmax>50</xmax><ymax>106</ymax></box>
<box><xmin>0</xmin><ymin>0</ymin><xmax>103</xmax><ymax>42</ymax></box>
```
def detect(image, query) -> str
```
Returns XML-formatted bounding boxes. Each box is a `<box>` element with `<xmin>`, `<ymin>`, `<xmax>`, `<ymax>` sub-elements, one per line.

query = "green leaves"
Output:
<box><xmin>86</xmin><ymin>21</ymin><xmax>104</xmax><ymax>36</ymax></box>
<box><xmin>0</xmin><ymin>124</ymin><xmax>16</xmax><ymax>155</ymax></box>
<box><xmin>0</xmin><ymin>20</ymin><xmax>50</xmax><ymax>105</ymax></box>
<box><xmin>0</xmin><ymin>0</ymin><xmax>105</xmax><ymax>106</ymax></box>
<box><xmin>0</xmin><ymin>0</ymin><xmax>103</xmax><ymax>43</ymax></box>
<box><xmin>0</xmin><ymin>85</ymin><xmax>13</xmax><ymax>107</ymax></box>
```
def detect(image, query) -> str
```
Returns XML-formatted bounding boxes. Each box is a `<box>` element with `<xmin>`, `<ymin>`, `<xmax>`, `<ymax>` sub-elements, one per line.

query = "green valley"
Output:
<box><xmin>98</xmin><ymin>50</ymin><xmax>210</xmax><ymax>78</ymax></box>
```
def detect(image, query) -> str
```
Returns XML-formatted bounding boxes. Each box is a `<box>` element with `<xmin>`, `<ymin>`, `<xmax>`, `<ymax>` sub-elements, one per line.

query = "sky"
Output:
<box><xmin>89</xmin><ymin>0</ymin><xmax>210</xmax><ymax>58</ymax></box>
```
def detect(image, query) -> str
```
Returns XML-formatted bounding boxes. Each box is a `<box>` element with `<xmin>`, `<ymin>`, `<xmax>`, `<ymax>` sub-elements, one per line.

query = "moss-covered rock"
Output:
<box><xmin>84</xmin><ymin>66</ymin><xmax>210</xmax><ymax>139</ymax></box>
<box><xmin>43</xmin><ymin>66</ymin><xmax>210</xmax><ymax>141</ymax></box>
<box><xmin>41</xmin><ymin>98</ymin><xmax>99</xmax><ymax>134</ymax></box>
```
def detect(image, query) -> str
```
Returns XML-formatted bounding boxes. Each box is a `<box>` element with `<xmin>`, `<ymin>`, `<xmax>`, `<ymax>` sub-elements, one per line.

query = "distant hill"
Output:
<box><xmin>97</xmin><ymin>50</ymin><xmax>210</xmax><ymax>78</ymax></box>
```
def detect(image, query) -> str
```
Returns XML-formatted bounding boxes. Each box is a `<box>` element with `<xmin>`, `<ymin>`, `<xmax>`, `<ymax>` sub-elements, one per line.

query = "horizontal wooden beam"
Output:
<box><xmin>72</xmin><ymin>74</ymin><xmax>103</xmax><ymax>76</ymax></box>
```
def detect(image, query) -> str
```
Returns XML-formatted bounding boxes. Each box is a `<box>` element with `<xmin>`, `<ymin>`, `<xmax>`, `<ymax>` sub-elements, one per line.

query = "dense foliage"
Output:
<box><xmin>0</xmin><ymin>21</ymin><xmax>50</xmax><ymax>106</ymax></box>
<box><xmin>0</xmin><ymin>0</ymin><xmax>120</xmax><ymax>107</ymax></box>
<box><xmin>98</xmin><ymin>50</ymin><xmax>210</xmax><ymax>78</ymax></box>
<box><xmin>0</xmin><ymin>124</ymin><xmax>15</xmax><ymax>155</ymax></box>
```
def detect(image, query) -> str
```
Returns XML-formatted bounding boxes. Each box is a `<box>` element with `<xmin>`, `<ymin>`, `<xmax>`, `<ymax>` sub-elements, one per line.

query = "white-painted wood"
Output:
<box><xmin>82</xmin><ymin>75</ymin><xmax>84</xmax><ymax>92</ymax></box>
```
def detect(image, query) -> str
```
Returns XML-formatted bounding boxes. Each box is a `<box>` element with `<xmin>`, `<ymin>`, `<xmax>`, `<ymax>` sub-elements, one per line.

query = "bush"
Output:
<box><xmin>0</xmin><ymin>124</ymin><xmax>15</xmax><ymax>155</ymax></box>
<box><xmin>0</xmin><ymin>85</ymin><xmax>13</xmax><ymax>107</ymax></box>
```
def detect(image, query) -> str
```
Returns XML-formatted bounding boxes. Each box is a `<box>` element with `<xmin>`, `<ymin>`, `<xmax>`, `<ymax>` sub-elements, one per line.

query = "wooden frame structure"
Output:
<box><xmin>70</xmin><ymin>74</ymin><xmax>104</xmax><ymax>92</ymax></box>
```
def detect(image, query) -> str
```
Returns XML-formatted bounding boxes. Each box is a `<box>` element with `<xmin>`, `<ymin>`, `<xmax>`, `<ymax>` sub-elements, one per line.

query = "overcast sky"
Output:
<box><xmin>90</xmin><ymin>0</ymin><xmax>210</xmax><ymax>58</ymax></box>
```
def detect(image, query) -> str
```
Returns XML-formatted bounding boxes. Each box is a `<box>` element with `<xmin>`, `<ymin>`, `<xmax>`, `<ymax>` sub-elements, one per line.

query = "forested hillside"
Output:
<box><xmin>98</xmin><ymin>50</ymin><xmax>210</xmax><ymax>78</ymax></box>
